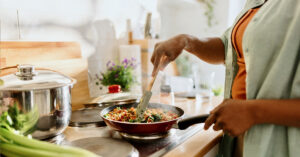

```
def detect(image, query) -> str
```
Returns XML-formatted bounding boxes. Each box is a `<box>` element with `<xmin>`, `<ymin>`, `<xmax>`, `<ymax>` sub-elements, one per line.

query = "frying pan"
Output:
<box><xmin>100</xmin><ymin>103</ymin><xmax>209</xmax><ymax>135</ymax></box>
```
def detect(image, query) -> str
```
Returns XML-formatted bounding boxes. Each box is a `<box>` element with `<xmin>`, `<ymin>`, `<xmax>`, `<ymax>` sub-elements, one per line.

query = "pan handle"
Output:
<box><xmin>177</xmin><ymin>114</ymin><xmax>210</xmax><ymax>130</ymax></box>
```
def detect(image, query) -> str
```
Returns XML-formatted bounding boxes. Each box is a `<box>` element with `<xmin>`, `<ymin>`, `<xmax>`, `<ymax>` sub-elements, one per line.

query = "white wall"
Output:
<box><xmin>0</xmin><ymin>0</ymin><xmax>246</xmax><ymax>95</ymax></box>
<box><xmin>228</xmin><ymin>0</ymin><xmax>247</xmax><ymax>26</ymax></box>
<box><xmin>0</xmin><ymin>0</ymin><xmax>157</xmax><ymax>58</ymax></box>
<box><xmin>0</xmin><ymin>0</ymin><xmax>159</xmax><ymax>97</ymax></box>
<box><xmin>158</xmin><ymin>0</ymin><xmax>229</xmax><ymax>39</ymax></box>
<box><xmin>157</xmin><ymin>0</ymin><xmax>229</xmax><ymax>86</ymax></box>
<box><xmin>157</xmin><ymin>0</ymin><xmax>246</xmax><ymax>87</ymax></box>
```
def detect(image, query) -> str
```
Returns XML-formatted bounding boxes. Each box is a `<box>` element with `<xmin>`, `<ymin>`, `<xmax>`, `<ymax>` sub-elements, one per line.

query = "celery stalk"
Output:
<box><xmin>1</xmin><ymin>143</ymin><xmax>75</xmax><ymax>157</ymax></box>
<box><xmin>0</xmin><ymin>134</ymin><xmax>11</xmax><ymax>143</ymax></box>
<box><xmin>0</xmin><ymin>149</ymin><xmax>24</xmax><ymax>157</ymax></box>
<box><xmin>0</xmin><ymin>128</ymin><xmax>98</xmax><ymax>157</ymax></box>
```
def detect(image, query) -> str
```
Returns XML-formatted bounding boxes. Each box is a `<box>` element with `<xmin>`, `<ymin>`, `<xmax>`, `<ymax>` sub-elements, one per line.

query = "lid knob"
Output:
<box><xmin>15</xmin><ymin>64</ymin><xmax>37</xmax><ymax>80</ymax></box>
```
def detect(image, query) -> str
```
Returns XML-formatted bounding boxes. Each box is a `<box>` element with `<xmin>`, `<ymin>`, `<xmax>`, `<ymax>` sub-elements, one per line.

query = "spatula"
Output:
<box><xmin>136</xmin><ymin>56</ymin><xmax>167</xmax><ymax>121</ymax></box>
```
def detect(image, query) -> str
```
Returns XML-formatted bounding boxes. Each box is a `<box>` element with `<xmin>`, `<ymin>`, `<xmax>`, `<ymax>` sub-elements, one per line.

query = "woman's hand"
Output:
<box><xmin>204</xmin><ymin>99</ymin><xmax>300</xmax><ymax>136</ymax></box>
<box><xmin>204</xmin><ymin>99</ymin><xmax>256</xmax><ymax>136</ymax></box>
<box><xmin>150</xmin><ymin>35</ymin><xmax>225</xmax><ymax>76</ymax></box>
<box><xmin>151</xmin><ymin>34</ymin><xmax>188</xmax><ymax>76</ymax></box>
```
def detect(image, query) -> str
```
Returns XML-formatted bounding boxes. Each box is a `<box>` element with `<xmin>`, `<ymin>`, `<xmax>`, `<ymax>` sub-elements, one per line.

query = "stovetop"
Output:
<box><xmin>49</xmin><ymin>124</ymin><xmax>204</xmax><ymax>157</ymax></box>
<box><xmin>50</xmin><ymin>104</ymin><xmax>205</xmax><ymax>157</ymax></box>
<box><xmin>128</xmin><ymin>125</ymin><xmax>204</xmax><ymax>157</ymax></box>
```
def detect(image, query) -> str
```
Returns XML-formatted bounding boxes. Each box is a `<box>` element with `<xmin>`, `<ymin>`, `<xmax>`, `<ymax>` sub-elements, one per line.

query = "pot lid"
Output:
<box><xmin>63</xmin><ymin>137</ymin><xmax>138</xmax><ymax>157</ymax></box>
<box><xmin>96</xmin><ymin>92</ymin><xmax>141</xmax><ymax>105</ymax></box>
<box><xmin>69</xmin><ymin>107</ymin><xmax>106</xmax><ymax>127</ymax></box>
<box><xmin>0</xmin><ymin>64</ymin><xmax>76</xmax><ymax>91</ymax></box>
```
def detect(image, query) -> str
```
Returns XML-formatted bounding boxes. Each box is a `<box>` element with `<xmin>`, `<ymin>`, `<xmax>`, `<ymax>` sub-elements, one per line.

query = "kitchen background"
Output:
<box><xmin>0</xmin><ymin>0</ymin><xmax>246</xmax><ymax>97</ymax></box>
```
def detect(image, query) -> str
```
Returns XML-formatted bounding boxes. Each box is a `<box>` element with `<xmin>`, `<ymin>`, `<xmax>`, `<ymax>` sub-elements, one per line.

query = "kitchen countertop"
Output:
<box><xmin>163</xmin><ymin>96</ymin><xmax>223</xmax><ymax>157</ymax></box>
<box><xmin>63</xmin><ymin>96</ymin><xmax>224</xmax><ymax>157</ymax></box>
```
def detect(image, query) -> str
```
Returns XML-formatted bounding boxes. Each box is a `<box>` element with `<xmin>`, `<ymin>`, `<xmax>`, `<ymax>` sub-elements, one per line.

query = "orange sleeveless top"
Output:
<box><xmin>231</xmin><ymin>7</ymin><xmax>260</xmax><ymax>100</ymax></box>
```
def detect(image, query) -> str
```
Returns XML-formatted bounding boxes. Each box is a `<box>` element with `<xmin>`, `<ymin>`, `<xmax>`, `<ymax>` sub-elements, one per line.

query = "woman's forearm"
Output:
<box><xmin>150</xmin><ymin>34</ymin><xmax>226</xmax><ymax>76</ymax></box>
<box><xmin>182</xmin><ymin>35</ymin><xmax>225</xmax><ymax>64</ymax></box>
<box><xmin>249</xmin><ymin>99</ymin><xmax>300</xmax><ymax>128</ymax></box>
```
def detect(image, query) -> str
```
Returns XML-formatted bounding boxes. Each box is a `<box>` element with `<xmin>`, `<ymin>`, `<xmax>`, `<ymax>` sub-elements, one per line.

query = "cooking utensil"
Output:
<box><xmin>144</xmin><ymin>12</ymin><xmax>152</xmax><ymax>39</ymax></box>
<box><xmin>100</xmin><ymin>103</ymin><xmax>209</xmax><ymax>135</ymax></box>
<box><xmin>0</xmin><ymin>64</ymin><xmax>76</xmax><ymax>139</ymax></box>
<box><xmin>136</xmin><ymin>75</ymin><xmax>156</xmax><ymax>121</ymax></box>
<box><xmin>136</xmin><ymin>56</ymin><xmax>167</xmax><ymax>121</ymax></box>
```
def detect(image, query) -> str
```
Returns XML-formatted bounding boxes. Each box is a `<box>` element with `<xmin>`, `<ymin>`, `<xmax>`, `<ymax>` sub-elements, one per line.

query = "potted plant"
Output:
<box><xmin>96</xmin><ymin>58</ymin><xmax>137</xmax><ymax>93</ymax></box>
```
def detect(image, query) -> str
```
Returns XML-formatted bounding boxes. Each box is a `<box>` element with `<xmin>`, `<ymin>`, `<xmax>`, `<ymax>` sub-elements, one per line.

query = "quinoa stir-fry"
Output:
<box><xmin>104</xmin><ymin>107</ymin><xmax>179</xmax><ymax>123</ymax></box>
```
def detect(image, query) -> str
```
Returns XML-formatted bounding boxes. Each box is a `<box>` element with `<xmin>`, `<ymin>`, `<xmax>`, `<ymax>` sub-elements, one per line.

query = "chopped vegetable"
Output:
<box><xmin>108</xmin><ymin>85</ymin><xmax>121</xmax><ymax>93</ymax></box>
<box><xmin>0</xmin><ymin>103</ymin><xmax>99</xmax><ymax>157</ymax></box>
<box><xmin>104</xmin><ymin>107</ymin><xmax>178</xmax><ymax>123</ymax></box>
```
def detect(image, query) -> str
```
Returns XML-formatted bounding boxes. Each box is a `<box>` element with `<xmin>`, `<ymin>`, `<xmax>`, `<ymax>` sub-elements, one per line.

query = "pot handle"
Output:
<box><xmin>0</xmin><ymin>65</ymin><xmax>18</xmax><ymax>70</ymax></box>
<box><xmin>177</xmin><ymin>114</ymin><xmax>210</xmax><ymax>130</ymax></box>
<box><xmin>0</xmin><ymin>65</ymin><xmax>18</xmax><ymax>76</ymax></box>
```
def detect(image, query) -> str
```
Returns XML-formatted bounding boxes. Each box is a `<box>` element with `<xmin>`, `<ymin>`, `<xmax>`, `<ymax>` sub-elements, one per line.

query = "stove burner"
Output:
<box><xmin>65</xmin><ymin>137</ymin><xmax>138</xmax><ymax>157</ymax></box>
<box><xmin>69</xmin><ymin>107</ymin><xmax>106</xmax><ymax>127</ymax></box>
<box><xmin>119</xmin><ymin>130</ymin><xmax>174</xmax><ymax>141</ymax></box>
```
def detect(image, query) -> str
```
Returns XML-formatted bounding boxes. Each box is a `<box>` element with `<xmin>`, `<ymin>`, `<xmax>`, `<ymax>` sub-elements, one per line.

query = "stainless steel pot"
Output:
<box><xmin>0</xmin><ymin>65</ymin><xmax>76</xmax><ymax>139</ymax></box>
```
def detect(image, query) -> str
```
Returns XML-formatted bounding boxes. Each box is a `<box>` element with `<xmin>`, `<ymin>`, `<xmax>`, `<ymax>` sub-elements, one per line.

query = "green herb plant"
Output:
<box><xmin>96</xmin><ymin>58</ymin><xmax>137</xmax><ymax>91</ymax></box>
<box><xmin>197</xmin><ymin>0</ymin><xmax>216</xmax><ymax>27</ymax></box>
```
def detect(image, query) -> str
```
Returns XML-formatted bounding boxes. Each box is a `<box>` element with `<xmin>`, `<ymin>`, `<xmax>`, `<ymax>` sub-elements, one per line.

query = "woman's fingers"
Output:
<box><xmin>204</xmin><ymin>114</ymin><xmax>216</xmax><ymax>130</ymax></box>
<box><xmin>152</xmin><ymin>57</ymin><xmax>161</xmax><ymax>76</ymax></box>
<box><xmin>151</xmin><ymin>42</ymin><xmax>163</xmax><ymax>63</ymax></box>
<box><xmin>152</xmin><ymin>55</ymin><xmax>169</xmax><ymax>76</ymax></box>
<box><xmin>151</xmin><ymin>52</ymin><xmax>156</xmax><ymax>65</ymax></box>
<box><xmin>151</xmin><ymin>35</ymin><xmax>186</xmax><ymax>76</ymax></box>
<box><xmin>213</xmin><ymin>121</ymin><xmax>223</xmax><ymax>131</ymax></box>
<box><xmin>204</xmin><ymin>114</ymin><xmax>224</xmax><ymax>131</ymax></box>
<box><xmin>159</xmin><ymin>56</ymin><xmax>169</xmax><ymax>71</ymax></box>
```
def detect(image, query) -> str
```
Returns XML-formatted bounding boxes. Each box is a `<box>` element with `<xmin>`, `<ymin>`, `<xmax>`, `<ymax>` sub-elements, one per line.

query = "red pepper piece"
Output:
<box><xmin>108</xmin><ymin>85</ymin><xmax>121</xmax><ymax>93</ymax></box>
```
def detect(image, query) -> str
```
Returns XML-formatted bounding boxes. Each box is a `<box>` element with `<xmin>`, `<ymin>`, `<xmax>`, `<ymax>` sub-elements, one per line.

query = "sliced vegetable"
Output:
<box><xmin>108</xmin><ymin>85</ymin><xmax>121</xmax><ymax>93</ymax></box>
<box><xmin>152</xmin><ymin>114</ymin><xmax>162</xmax><ymax>121</ymax></box>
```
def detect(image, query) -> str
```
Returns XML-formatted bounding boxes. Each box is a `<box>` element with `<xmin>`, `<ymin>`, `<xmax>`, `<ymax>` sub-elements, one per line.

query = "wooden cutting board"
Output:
<box><xmin>0</xmin><ymin>41</ymin><xmax>82</xmax><ymax>66</ymax></box>
<box><xmin>34</xmin><ymin>59</ymin><xmax>91</xmax><ymax>110</ymax></box>
<box><xmin>0</xmin><ymin>41</ymin><xmax>93</xmax><ymax>110</ymax></box>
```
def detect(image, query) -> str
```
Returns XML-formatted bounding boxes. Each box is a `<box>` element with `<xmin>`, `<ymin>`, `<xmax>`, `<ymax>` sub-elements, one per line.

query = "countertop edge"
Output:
<box><xmin>163</xmin><ymin>128</ymin><xmax>223</xmax><ymax>157</ymax></box>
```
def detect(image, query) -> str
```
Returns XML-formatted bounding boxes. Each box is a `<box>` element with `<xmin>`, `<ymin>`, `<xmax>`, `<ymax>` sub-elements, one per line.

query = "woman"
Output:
<box><xmin>151</xmin><ymin>0</ymin><xmax>300</xmax><ymax>156</ymax></box>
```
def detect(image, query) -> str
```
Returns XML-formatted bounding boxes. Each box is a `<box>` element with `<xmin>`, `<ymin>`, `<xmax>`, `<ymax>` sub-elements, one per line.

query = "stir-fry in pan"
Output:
<box><xmin>103</xmin><ymin>107</ymin><xmax>179</xmax><ymax>123</ymax></box>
